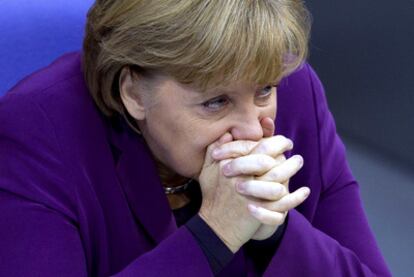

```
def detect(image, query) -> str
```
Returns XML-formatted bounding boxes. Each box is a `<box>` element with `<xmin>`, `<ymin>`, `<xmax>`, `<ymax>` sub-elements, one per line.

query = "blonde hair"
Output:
<box><xmin>83</xmin><ymin>0</ymin><xmax>311</xmax><ymax>117</ymax></box>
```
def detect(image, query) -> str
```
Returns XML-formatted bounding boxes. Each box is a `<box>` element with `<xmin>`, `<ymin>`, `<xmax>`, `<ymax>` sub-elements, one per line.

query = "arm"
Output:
<box><xmin>0</xmin><ymin>94</ymin><xmax>215</xmax><ymax>277</ymax></box>
<box><xmin>0</xmin><ymin>190</ymin><xmax>216</xmax><ymax>277</ymax></box>
<box><xmin>260</xmin><ymin>65</ymin><xmax>391</xmax><ymax>276</ymax></box>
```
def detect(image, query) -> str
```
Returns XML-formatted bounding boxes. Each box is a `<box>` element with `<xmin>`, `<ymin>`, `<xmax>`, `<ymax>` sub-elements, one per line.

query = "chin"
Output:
<box><xmin>172</xmin><ymin>160</ymin><xmax>203</xmax><ymax>180</ymax></box>
<box><xmin>181</xmin><ymin>165</ymin><xmax>202</xmax><ymax>180</ymax></box>
<box><xmin>166</xmin><ymin>149</ymin><xmax>205</xmax><ymax>180</ymax></box>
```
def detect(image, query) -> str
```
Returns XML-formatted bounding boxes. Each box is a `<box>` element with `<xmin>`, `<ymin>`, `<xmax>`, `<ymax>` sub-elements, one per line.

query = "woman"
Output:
<box><xmin>0</xmin><ymin>0</ymin><xmax>391</xmax><ymax>276</ymax></box>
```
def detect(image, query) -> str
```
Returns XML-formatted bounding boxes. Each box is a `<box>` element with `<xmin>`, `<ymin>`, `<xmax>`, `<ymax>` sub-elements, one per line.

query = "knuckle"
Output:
<box><xmin>219</xmin><ymin>159</ymin><xmax>231</xmax><ymax>170</ymax></box>
<box><xmin>218</xmin><ymin>143</ymin><xmax>234</xmax><ymax>155</ymax></box>
<box><xmin>268</xmin><ymin>213</ymin><xmax>284</xmax><ymax>225</ymax></box>
<box><xmin>258</xmin><ymin>154</ymin><xmax>275</xmax><ymax>167</ymax></box>
<box><xmin>255</xmin><ymin>174</ymin><xmax>270</xmax><ymax>182</ymax></box>
<box><xmin>252</xmin><ymin>183</ymin><xmax>263</xmax><ymax>196</ymax></box>
<box><xmin>268</xmin><ymin>167</ymin><xmax>279</xmax><ymax>180</ymax></box>
<box><xmin>253</xmin><ymin>155</ymin><xmax>265</xmax><ymax>169</ymax></box>
<box><xmin>260</xmin><ymin>142</ymin><xmax>272</xmax><ymax>154</ymax></box>
<box><xmin>264</xmin><ymin>186</ymin><xmax>275</xmax><ymax>198</ymax></box>
<box><xmin>219</xmin><ymin>160</ymin><xmax>227</xmax><ymax>168</ymax></box>
<box><xmin>270</xmin><ymin>185</ymin><xmax>281</xmax><ymax>198</ymax></box>
<box><xmin>218</xmin><ymin>145</ymin><xmax>232</xmax><ymax>156</ymax></box>
<box><xmin>280</xmin><ymin>185</ymin><xmax>289</xmax><ymax>195</ymax></box>
<box><xmin>241</xmin><ymin>141</ymin><xmax>254</xmax><ymax>155</ymax></box>
<box><xmin>274</xmin><ymin>155</ymin><xmax>286</xmax><ymax>164</ymax></box>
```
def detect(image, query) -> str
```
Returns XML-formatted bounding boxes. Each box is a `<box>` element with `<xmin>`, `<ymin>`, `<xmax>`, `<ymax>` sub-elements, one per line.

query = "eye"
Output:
<box><xmin>202</xmin><ymin>95</ymin><xmax>230</xmax><ymax>111</ymax></box>
<box><xmin>256</xmin><ymin>85</ymin><xmax>276</xmax><ymax>100</ymax></box>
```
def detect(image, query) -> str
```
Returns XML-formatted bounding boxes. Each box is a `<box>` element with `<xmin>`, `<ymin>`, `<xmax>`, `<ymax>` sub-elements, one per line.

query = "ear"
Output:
<box><xmin>119</xmin><ymin>66</ymin><xmax>146</xmax><ymax>120</ymax></box>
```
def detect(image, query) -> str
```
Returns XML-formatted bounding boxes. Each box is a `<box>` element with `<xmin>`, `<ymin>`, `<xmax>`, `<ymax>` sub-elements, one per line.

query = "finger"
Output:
<box><xmin>248</xmin><ymin>204</ymin><xmax>287</xmax><ymax>226</ymax></box>
<box><xmin>252</xmin><ymin>224</ymin><xmax>279</xmax><ymax>240</ymax></box>
<box><xmin>203</xmin><ymin>132</ymin><xmax>233</xmax><ymax>166</ymax></box>
<box><xmin>212</xmin><ymin>118</ymin><xmax>275</xmax><ymax>160</ymax></box>
<box><xmin>218</xmin><ymin>132</ymin><xmax>233</xmax><ymax>145</ymax></box>
<box><xmin>266</xmin><ymin>187</ymin><xmax>310</xmax><ymax>212</ymax></box>
<box><xmin>250</xmin><ymin>135</ymin><xmax>293</xmax><ymax>158</ymax></box>
<box><xmin>256</xmin><ymin>155</ymin><xmax>303</xmax><ymax>182</ymax></box>
<box><xmin>261</xmin><ymin>117</ymin><xmax>275</xmax><ymax>138</ymax></box>
<box><xmin>221</xmin><ymin>154</ymin><xmax>277</xmax><ymax>177</ymax></box>
<box><xmin>212</xmin><ymin>135</ymin><xmax>293</xmax><ymax>161</ymax></box>
<box><xmin>274</xmin><ymin>155</ymin><xmax>286</xmax><ymax>166</ymax></box>
<box><xmin>212</xmin><ymin>140</ymin><xmax>258</xmax><ymax>160</ymax></box>
<box><xmin>236</xmin><ymin>180</ymin><xmax>288</xmax><ymax>201</ymax></box>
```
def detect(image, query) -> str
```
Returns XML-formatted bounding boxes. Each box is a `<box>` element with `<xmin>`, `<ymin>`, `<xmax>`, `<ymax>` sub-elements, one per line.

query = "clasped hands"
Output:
<box><xmin>198</xmin><ymin>118</ymin><xmax>310</xmax><ymax>253</ymax></box>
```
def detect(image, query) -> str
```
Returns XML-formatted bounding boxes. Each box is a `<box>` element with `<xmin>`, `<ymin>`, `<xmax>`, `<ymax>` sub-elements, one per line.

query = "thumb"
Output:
<box><xmin>261</xmin><ymin>117</ymin><xmax>275</xmax><ymax>138</ymax></box>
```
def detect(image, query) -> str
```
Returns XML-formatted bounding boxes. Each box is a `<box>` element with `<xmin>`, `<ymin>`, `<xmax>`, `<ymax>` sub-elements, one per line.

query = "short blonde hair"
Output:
<box><xmin>83</xmin><ymin>0</ymin><xmax>311</xmax><ymax>117</ymax></box>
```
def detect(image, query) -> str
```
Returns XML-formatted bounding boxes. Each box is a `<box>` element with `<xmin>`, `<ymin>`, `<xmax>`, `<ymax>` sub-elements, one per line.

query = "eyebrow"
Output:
<box><xmin>191</xmin><ymin>82</ymin><xmax>276</xmax><ymax>100</ymax></box>
<box><xmin>189</xmin><ymin>84</ymin><xmax>227</xmax><ymax>95</ymax></box>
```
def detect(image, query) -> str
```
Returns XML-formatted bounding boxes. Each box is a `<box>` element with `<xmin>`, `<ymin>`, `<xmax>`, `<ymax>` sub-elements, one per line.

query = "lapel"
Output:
<box><xmin>106</xmin><ymin>117</ymin><xmax>177</xmax><ymax>245</ymax></box>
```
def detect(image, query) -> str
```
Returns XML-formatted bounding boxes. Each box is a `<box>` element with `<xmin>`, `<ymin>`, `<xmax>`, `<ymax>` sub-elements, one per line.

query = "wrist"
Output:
<box><xmin>198</xmin><ymin>212</ymin><xmax>241</xmax><ymax>253</ymax></box>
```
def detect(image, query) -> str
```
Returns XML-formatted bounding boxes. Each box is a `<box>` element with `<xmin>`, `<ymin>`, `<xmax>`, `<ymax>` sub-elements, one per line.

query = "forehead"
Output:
<box><xmin>147</xmin><ymin>70</ymin><xmax>277</xmax><ymax>104</ymax></box>
<box><xmin>175</xmin><ymin>77</ymin><xmax>275</xmax><ymax>95</ymax></box>
<box><xmin>178</xmin><ymin>80</ymin><xmax>259</xmax><ymax>99</ymax></box>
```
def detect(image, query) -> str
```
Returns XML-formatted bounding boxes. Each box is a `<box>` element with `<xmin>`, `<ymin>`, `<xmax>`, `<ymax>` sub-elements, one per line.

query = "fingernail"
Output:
<box><xmin>212</xmin><ymin>149</ymin><xmax>222</xmax><ymax>159</ymax></box>
<box><xmin>295</xmin><ymin>155</ymin><xmax>304</xmax><ymax>167</ymax></box>
<box><xmin>248</xmin><ymin>204</ymin><xmax>259</xmax><ymax>215</ymax></box>
<box><xmin>302</xmin><ymin>187</ymin><xmax>310</xmax><ymax>198</ymax></box>
<box><xmin>223</xmin><ymin>163</ymin><xmax>232</xmax><ymax>176</ymax></box>
<box><xmin>237</xmin><ymin>182</ymin><xmax>246</xmax><ymax>193</ymax></box>
<box><xmin>273</xmin><ymin>185</ymin><xmax>283</xmax><ymax>194</ymax></box>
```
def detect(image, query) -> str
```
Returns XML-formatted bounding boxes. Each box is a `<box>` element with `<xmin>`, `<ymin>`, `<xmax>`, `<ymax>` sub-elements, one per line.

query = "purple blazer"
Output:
<box><xmin>0</xmin><ymin>53</ymin><xmax>391</xmax><ymax>276</ymax></box>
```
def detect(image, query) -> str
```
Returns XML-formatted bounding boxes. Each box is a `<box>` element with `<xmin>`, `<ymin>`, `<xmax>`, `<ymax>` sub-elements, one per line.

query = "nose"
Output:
<box><xmin>230</xmin><ymin>114</ymin><xmax>264</xmax><ymax>141</ymax></box>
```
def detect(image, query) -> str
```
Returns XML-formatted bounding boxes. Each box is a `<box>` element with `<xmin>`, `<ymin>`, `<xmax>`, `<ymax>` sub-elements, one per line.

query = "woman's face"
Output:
<box><xmin>122</xmin><ymin>72</ymin><xmax>277</xmax><ymax>179</ymax></box>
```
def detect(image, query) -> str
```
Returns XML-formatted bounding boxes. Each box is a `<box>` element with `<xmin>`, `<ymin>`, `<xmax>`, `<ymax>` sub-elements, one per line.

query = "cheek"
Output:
<box><xmin>267</xmin><ymin>106</ymin><xmax>276</xmax><ymax>121</ymax></box>
<box><xmin>175</xmin><ymin>127</ymin><xmax>227</xmax><ymax>177</ymax></box>
<box><xmin>185</xmin><ymin>128</ymin><xmax>220</xmax><ymax>159</ymax></box>
<box><xmin>159</xmin><ymin>128</ymin><xmax>203</xmax><ymax>176</ymax></box>
<box><xmin>264</xmin><ymin>93</ymin><xmax>277</xmax><ymax>120</ymax></box>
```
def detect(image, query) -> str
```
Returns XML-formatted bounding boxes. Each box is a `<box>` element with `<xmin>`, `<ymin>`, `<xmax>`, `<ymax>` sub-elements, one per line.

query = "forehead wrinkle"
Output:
<box><xmin>172</xmin><ymin>77</ymin><xmax>277</xmax><ymax>103</ymax></box>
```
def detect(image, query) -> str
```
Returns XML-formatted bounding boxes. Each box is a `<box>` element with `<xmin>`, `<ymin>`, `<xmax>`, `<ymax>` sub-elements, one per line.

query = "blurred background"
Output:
<box><xmin>0</xmin><ymin>1</ymin><xmax>412</xmax><ymax>276</ymax></box>
<box><xmin>306</xmin><ymin>1</ymin><xmax>414</xmax><ymax>276</ymax></box>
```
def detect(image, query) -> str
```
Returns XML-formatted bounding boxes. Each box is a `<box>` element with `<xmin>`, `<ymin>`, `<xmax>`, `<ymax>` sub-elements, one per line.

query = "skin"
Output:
<box><xmin>119</xmin><ymin>67</ymin><xmax>310</xmax><ymax>251</ymax></box>
<box><xmin>120</xmin><ymin>67</ymin><xmax>278</xmax><ymax>179</ymax></box>
<box><xmin>198</xmin><ymin>133</ymin><xmax>309</xmax><ymax>250</ymax></box>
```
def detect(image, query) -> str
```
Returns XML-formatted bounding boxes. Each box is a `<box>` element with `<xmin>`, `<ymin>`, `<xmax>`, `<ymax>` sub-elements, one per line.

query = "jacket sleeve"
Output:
<box><xmin>259</xmin><ymin>65</ymin><xmax>391</xmax><ymax>276</ymax></box>
<box><xmin>0</xmin><ymin>93</ymin><xmax>214</xmax><ymax>277</ymax></box>
<box><xmin>0</xmin><ymin>189</ymin><xmax>214</xmax><ymax>277</ymax></box>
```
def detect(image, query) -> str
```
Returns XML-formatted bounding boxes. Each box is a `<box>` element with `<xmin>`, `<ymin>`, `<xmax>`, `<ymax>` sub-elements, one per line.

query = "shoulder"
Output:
<box><xmin>277</xmin><ymin>63</ymin><xmax>325</xmax><ymax>116</ymax></box>
<box><xmin>1</xmin><ymin>52</ymin><xmax>94</xmax><ymax>130</ymax></box>
<box><xmin>7</xmin><ymin>52</ymin><xmax>84</xmax><ymax>95</ymax></box>
<box><xmin>1</xmin><ymin>52</ymin><xmax>107</xmax><ymax>156</ymax></box>
<box><xmin>0</xmin><ymin>51</ymin><xmax>109</xmax><ymax>160</ymax></box>
<box><xmin>0</xmin><ymin>52</ymin><xmax>110</xmax><ymax>218</ymax></box>
<box><xmin>276</xmin><ymin>63</ymin><xmax>326</xmax><ymax>143</ymax></box>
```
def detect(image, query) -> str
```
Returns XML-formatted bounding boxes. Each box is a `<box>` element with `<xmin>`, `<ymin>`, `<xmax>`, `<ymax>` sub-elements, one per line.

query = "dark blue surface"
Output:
<box><xmin>306</xmin><ymin>0</ymin><xmax>414</xmax><ymax>169</ymax></box>
<box><xmin>0</xmin><ymin>0</ymin><xmax>94</xmax><ymax>95</ymax></box>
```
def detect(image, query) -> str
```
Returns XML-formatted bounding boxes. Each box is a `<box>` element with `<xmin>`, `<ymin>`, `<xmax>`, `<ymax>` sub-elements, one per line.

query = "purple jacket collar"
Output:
<box><xmin>106</xmin><ymin>116</ymin><xmax>178</xmax><ymax>245</ymax></box>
